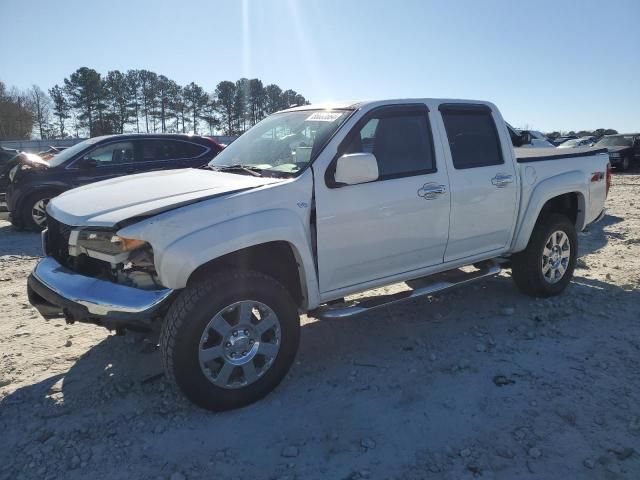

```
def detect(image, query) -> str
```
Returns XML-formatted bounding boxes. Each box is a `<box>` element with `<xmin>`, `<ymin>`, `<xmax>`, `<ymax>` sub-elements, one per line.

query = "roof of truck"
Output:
<box><xmin>281</xmin><ymin>98</ymin><xmax>496</xmax><ymax>112</ymax></box>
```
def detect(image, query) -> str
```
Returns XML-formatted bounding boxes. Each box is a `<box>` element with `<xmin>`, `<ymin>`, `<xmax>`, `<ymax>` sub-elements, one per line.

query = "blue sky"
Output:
<box><xmin>1</xmin><ymin>0</ymin><xmax>638</xmax><ymax>132</ymax></box>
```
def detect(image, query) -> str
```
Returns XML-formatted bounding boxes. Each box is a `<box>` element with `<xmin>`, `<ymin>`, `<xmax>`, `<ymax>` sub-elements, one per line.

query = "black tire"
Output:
<box><xmin>160</xmin><ymin>268</ymin><xmax>300</xmax><ymax>411</ymax></box>
<box><xmin>620</xmin><ymin>156</ymin><xmax>630</xmax><ymax>171</ymax></box>
<box><xmin>511</xmin><ymin>213</ymin><xmax>577</xmax><ymax>297</ymax></box>
<box><xmin>20</xmin><ymin>189</ymin><xmax>57</xmax><ymax>231</ymax></box>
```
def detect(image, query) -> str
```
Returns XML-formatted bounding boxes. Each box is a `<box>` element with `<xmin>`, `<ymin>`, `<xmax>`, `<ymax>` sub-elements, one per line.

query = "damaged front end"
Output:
<box><xmin>28</xmin><ymin>216</ymin><xmax>174</xmax><ymax>331</ymax></box>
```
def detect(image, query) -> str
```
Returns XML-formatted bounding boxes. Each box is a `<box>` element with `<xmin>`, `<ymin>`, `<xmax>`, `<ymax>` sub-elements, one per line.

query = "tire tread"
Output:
<box><xmin>159</xmin><ymin>268</ymin><xmax>299</xmax><ymax>410</ymax></box>
<box><xmin>511</xmin><ymin>213</ymin><xmax>577</xmax><ymax>297</ymax></box>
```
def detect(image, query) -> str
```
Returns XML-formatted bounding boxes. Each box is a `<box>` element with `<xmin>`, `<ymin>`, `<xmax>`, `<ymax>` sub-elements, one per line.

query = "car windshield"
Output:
<box><xmin>207</xmin><ymin>109</ymin><xmax>352</xmax><ymax>176</ymax></box>
<box><xmin>595</xmin><ymin>136</ymin><xmax>633</xmax><ymax>147</ymax></box>
<box><xmin>46</xmin><ymin>137</ymin><xmax>104</xmax><ymax>167</ymax></box>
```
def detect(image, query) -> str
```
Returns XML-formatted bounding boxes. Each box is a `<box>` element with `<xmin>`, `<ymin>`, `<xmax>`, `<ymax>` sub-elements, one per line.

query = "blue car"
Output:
<box><xmin>6</xmin><ymin>134</ymin><xmax>223</xmax><ymax>230</ymax></box>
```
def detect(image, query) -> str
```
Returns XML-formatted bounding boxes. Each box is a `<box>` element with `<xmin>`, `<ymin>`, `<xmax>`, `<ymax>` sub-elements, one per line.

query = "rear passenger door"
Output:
<box><xmin>137</xmin><ymin>139</ymin><xmax>209</xmax><ymax>173</ymax></box>
<box><xmin>438</xmin><ymin>104</ymin><xmax>518</xmax><ymax>262</ymax></box>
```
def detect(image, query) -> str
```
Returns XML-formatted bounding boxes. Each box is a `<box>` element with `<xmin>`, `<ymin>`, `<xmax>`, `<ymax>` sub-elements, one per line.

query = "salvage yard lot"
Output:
<box><xmin>1</xmin><ymin>175</ymin><xmax>640</xmax><ymax>480</ymax></box>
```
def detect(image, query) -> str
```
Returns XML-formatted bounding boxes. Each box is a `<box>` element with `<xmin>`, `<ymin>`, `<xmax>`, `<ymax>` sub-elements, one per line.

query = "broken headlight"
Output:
<box><xmin>72</xmin><ymin>229</ymin><xmax>148</xmax><ymax>263</ymax></box>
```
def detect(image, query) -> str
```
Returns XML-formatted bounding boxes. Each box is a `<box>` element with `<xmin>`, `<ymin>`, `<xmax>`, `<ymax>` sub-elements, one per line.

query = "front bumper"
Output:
<box><xmin>28</xmin><ymin>256</ymin><xmax>174</xmax><ymax>330</ymax></box>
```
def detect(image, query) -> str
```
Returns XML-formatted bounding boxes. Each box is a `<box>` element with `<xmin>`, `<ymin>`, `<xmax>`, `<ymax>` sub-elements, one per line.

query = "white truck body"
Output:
<box><xmin>29</xmin><ymin>98</ymin><xmax>610</xmax><ymax>409</ymax></box>
<box><xmin>46</xmin><ymin>99</ymin><xmax>608</xmax><ymax>309</ymax></box>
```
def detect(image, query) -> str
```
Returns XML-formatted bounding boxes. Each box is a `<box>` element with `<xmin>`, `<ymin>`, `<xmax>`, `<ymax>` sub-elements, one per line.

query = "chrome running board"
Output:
<box><xmin>311</xmin><ymin>261</ymin><xmax>501</xmax><ymax>320</ymax></box>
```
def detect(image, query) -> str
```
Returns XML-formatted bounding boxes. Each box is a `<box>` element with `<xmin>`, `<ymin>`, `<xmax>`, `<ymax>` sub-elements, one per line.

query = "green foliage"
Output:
<box><xmin>0</xmin><ymin>81</ymin><xmax>35</xmax><ymax>140</ymax></box>
<box><xmin>2</xmin><ymin>68</ymin><xmax>310</xmax><ymax>139</ymax></box>
<box><xmin>545</xmin><ymin>128</ymin><xmax>619</xmax><ymax>139</ymax></box>
<box><xmin>49</xmin><ymin>85</ymin><xmax>70</xmax><ymax>137</ymax></box>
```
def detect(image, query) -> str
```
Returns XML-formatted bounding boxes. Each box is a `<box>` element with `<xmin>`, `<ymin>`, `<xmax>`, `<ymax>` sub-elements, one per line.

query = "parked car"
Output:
<box><xmin>593</xmin><ymin>134</ymin><xmax>640</xmax><ymax>171</ymax></box>
<box><xmin>526</xmin><ymin>130</ymin><xmax>556</xmax><ymax>148</ymax></box>
<box><xmin>27</xmin><ymin>98</ymin><xmax>610</xmax><ymax>410</ymax></box>
<box><xmin>551</xmin><ymin>135</ymin><xmax>577</xmax><ymax>146</ymax></box>
<box><xmin>6</xmin><ymin>134</ymin><xmax>223</xmax><ymax>230</ymax></box>
<box><xmin>507</xmin><ymin>124</ymin><xmax>555</xmax><ymax>148</ymax></box>
<box><xmin>557</xmin><ymin>136</ymin><xmax>597</xmax><ymax>148</ymax></box>
<box><xmin>0</xmin><ymin>147</ymin><xmax>21</xmax><ymax>211</ymax></box>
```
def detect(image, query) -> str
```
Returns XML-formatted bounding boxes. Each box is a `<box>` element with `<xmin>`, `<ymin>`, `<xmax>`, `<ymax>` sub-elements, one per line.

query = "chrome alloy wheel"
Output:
<box><xmin>542</xmin><ymin>230</ymin><xmax>571</xmax><ymax>284</ymax></box>
<box><xmin>32</xmin><ymin>198</ymin><xmax>50</xmax><ymax>227</ymax></box>
<box><xmin>198</xmin><ymin>300</ymin><xmax>281</xmax><ymax>389</ymax></box>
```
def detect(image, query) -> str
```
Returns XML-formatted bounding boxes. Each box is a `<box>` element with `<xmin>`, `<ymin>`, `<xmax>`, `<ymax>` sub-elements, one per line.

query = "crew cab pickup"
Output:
<box><xmin>27</xmin><ymin>99</ymin><xmax>610</xmax><ymax>411</ymax></box>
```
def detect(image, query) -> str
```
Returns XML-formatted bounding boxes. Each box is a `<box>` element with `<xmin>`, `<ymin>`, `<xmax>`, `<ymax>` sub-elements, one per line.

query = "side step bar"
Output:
<box><xmin>310</xmin><ymin>261</ymin><xmax>501</xmax><ymax>320</ymax></box>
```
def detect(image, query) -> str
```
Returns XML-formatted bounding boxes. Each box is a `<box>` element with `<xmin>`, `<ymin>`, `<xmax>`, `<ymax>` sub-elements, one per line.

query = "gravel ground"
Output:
<box><xmin>1</xmin><ymin>173</ymin><xmax>640</xmax><ymax>480</ymax></box>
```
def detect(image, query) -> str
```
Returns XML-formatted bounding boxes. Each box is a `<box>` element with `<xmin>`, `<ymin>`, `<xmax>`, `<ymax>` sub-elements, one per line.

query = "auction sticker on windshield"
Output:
<box><xmin>306</xmin><ymin>112</ymin><xmax>343</xmax><ymax>122</ymax></box>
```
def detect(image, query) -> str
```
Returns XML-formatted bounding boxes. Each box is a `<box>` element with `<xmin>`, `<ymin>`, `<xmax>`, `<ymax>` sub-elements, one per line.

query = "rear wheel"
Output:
<box><xmin>20</xmin><ymin>190</ymin><xmax>57</xmax><ymax>231</ymax></box>
<box><xmin>160</xmin><ymin>269</ymin><xmax>300</xmax><ymax>411</ymax></box>
<box><xmin>620</xmin><ymin>156</ymin><xmax>630</xmax><ymax>171</ymax></box>
<box><xmin>511</xmin><ymin>213</ymin><xmax>577</xmax><ymax>297</ymax></box>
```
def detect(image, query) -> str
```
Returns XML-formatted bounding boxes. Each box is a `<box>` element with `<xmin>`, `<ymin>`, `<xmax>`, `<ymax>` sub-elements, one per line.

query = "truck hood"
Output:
<box><xmin>47</xmin><ymin>168</ymin><xmax>282</xmax><ymax>227</ymax></box>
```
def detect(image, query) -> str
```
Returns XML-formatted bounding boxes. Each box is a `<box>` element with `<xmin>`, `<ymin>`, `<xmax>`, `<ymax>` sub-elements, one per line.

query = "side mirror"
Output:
<box><xmin>334</xmin><ymin>153</ymin><xmax>379</xmax><ymax>185</ymax></box>
<box><xmin>519</xmin><ymin>131</ymin><xmax>532</xmax><ymax>146</ymax></box>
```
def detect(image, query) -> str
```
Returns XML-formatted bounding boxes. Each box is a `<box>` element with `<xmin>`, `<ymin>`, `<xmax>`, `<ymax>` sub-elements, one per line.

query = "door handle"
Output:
<box><xmin>418</xmin><ymin>183</ymin><xmax>447</xmax><ymax>200</ymax></box>
<box><xmin>491</xmin><ymin>173</ymin><xmax>513</xmax><ymax>188</ymax></box>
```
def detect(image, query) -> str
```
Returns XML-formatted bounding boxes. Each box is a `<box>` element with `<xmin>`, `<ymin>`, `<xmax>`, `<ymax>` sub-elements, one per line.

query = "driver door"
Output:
<box><xmin>314</xmin><ymin>105</ymin><xmax>451</xmax><ymax>294</ymax></box>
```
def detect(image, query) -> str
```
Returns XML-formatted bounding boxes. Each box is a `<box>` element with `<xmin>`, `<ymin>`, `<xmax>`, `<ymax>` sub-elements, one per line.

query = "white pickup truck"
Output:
<box><xmin>27</xmin><ymin>99</ymin><xmax>610</xmax><ymax>410</ymax></box>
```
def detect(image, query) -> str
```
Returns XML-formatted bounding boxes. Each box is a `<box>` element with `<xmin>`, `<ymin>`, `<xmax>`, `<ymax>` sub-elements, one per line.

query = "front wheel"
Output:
<box><xmin>160</xmin><ymin>269</ymin><xmax>300</xmax><ymax>411</ymax></box>
<box><xmin>511</xmin><ymin>213</ymin><xmax>577</xmax><ymax>297</ymax></box>
<box><xmin>21</xmin><ymin>190</ymin><xmax>57</xmax><ymax>231</ymax></box>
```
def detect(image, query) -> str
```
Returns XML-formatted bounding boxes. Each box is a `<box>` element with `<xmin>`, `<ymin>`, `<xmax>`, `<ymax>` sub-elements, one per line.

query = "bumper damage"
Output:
<box><xmin>28</xmin><ymin>256</ymin><xmax>174</xmax><ymax>330</ymax></box>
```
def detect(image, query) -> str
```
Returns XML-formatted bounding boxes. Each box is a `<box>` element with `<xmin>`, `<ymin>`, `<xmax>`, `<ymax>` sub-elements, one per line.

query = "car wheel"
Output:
<box><xmin>160</xmin><ymin>268</ymin><xmax>300</xmax><ymax>411</ymax></box>
<box><xmin>511</xmin><ymin>213</ymin><xmax>577</xmax><ymax>297</ymax></box>
<box><xmin>21</xmin><ymin>190</ymin><xmax>57</xmax><ymax>231</ymax></box>
<box><xmin>621</xmin><ymin>156</ymin><xmax>630</xmax><ymax>171</ymax></box>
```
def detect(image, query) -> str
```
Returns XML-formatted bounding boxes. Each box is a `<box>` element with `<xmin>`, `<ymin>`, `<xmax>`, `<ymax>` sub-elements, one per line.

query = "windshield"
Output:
<box><xmin>559</xmin><ymin>139</ymin><xmax>580</xmax><ymax>147</ymax></box>
<box><xmin>208</xmin><ymin>109</ymin><xmax>352</xmax><ymax>176</ymax></box>
<box><xmin>47</xmin><ymin>137</ymin><xmax>103</xmax><ymax>167</ymax></box>
<box><xmin>595</xmin><ymin>136</ymin><xmax>633</xmax><ymax>148</ymax></box>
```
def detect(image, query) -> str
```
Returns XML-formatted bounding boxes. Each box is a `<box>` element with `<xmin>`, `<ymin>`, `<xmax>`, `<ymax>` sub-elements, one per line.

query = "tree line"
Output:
<box><xmin>0</xmin><ymin>68</ymin><xmax>309</xmax><ymax>140</ymax></box>
<box><xmin>545</xmin><ymin>129</ymin><xmax>618</xmax><ymax>139</ymax></box>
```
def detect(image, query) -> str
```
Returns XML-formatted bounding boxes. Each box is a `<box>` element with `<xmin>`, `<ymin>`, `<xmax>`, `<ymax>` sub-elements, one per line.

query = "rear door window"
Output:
<box><xmin>440</xmin><ymin>107</ymin><xmax>503</xmax><ymax>169</ymax></box>
<box><xmin>142</xmin><ymin>140</ymin><xmax>207</xmax><ymax>162</ymax></box>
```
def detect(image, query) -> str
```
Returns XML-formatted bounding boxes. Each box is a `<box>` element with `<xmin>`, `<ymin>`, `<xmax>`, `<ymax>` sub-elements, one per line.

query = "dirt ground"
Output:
<box><xmin>1</xmin><ymin>173</ymin><xmax>640</xmax><ymax>480</ymax></box>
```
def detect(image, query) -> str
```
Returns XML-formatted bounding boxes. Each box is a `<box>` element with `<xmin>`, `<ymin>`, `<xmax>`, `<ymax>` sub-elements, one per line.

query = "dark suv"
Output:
<box><xmin>593</xmin><ymin>134</ymin><xmax>640</xmax><ymax>171</ymax></box>
<box><xmin>6</xmin><ymin>134</ymin><xmax>223</xmax><ymax>230</ymax></box>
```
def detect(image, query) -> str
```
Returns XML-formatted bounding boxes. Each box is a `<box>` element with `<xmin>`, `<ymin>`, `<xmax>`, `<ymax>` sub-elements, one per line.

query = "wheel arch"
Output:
<box><xmin>17</xmin><ymin>184</ymin><xmax>66</xmax><ymax>210</ymax></box>
<box><xmin>151</xmin><ymin>209</ymin><xmax>320</xmax><ymax>310</ymax></box>
<box><xmin>512</xmin><ymin>171</ymin><xmax>587</xmax><ymax>253</ymax></box>
<box><xmin>187</xmin><ymin>241</ymin><xmax>309</xmax><ymax>310</ymax></box>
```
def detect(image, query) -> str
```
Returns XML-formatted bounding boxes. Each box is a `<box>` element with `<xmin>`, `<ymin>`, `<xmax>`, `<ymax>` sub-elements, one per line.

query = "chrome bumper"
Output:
<box><xmin>28</xmin><ymin>256</ymin><xmax>174</xmax><ymax>329</ymax></box>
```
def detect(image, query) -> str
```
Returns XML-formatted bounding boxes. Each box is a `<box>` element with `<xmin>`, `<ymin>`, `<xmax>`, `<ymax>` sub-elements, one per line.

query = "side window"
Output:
<box><xmin>142</xmin><ymin>140</ymin><xmax>206</xmax><ymax>162</ymax></box>
<box><xmin>84</xmin><ymin>142</ymin><xmax>134</xmax><ymax>166</ymax></box>
<box><xmin>344</xmin><ymin>110</ymin><xmax>435</xmax><ymax>178</ymax></box>
<box><xmin>441</xmin><ymin>108</ymin><xmax>503</xmax><ymax>169</ymax></box>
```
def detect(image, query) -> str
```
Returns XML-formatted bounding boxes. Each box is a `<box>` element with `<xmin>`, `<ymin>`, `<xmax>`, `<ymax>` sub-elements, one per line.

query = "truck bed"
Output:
<box><xmin>516</xmin><ymin>147</ymin><xmax>608</xmax><ymax>163</ymax></box>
